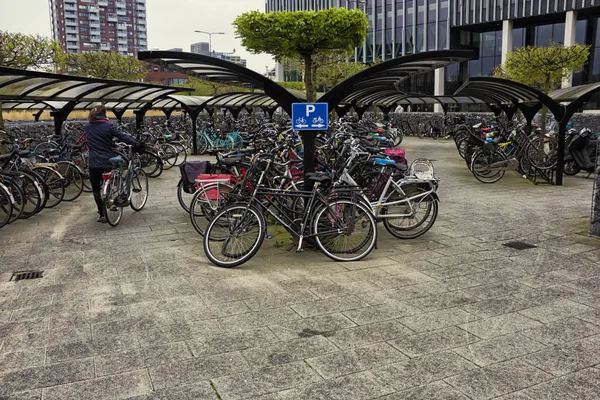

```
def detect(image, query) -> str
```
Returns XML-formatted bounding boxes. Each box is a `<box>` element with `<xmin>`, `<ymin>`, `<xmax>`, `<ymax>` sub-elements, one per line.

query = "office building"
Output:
<box><xmin>191</xmin><ymin>42</ymin><xmax>211</xmax><ymax>56</ymax></box>
<box><xmin>49</xmin><ymin>0</ymin><xmax>148</xmax><ymax>55</ymax></box>
<box><xmin>265</xmin><ymin>0</ymin><xmax>600</xmax><ymax>100</ymax></box>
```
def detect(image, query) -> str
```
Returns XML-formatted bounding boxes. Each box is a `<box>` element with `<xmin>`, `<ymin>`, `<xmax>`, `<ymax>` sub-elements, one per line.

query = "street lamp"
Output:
<box><xmin>194</xmin><ymin>30</ymin><xmax>225</xmax><ymax>56</ymax></box>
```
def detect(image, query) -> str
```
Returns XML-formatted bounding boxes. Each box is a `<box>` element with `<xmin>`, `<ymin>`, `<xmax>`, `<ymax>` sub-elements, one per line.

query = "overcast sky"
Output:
<box><xmin>0</xmin><ymin>0</ymin><xmax>275</xmax><ymax>73</ymax></box>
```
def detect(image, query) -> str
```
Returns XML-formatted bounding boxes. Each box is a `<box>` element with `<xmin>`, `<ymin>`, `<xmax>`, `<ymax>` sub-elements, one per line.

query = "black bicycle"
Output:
<box><xmin>202</xmin><ymin>155</ymin><xmax>378</xmax><ymax>268</ymax></box>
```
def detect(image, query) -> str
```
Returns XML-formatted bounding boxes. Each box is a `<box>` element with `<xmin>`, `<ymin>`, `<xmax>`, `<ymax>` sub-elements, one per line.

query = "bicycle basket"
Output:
<box><xmin>409</xmin><ymin>158</ymin><xmax>435</xmax><ymax>180</ymax></box>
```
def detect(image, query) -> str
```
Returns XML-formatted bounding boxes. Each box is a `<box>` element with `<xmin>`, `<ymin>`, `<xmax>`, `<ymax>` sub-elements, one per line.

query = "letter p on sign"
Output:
<box><xmin>306</xmin><ymin>105</ymin><xmax>316</xmax><ymax>116</ymax></box>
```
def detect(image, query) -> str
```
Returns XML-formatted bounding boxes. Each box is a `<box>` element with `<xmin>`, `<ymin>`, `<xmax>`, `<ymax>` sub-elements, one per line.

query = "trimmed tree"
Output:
<box><xmin>0</xmin><ymin>31</ymin><xmax>64</xmax><ymax>150</ymax></box>
<box><xmin>500</xmin><ymin>42</ymin><xmax>590</xmax><ymax>130</ymax></box>
<box><xmin>234</xmin><ymin>8</ymin><xmax>368</xmax><ymax>102</ymax></box>
<box><xmin>62</xmin><ymin>51</ymin><xmax>147</xmax><ymax>80</ymax></box>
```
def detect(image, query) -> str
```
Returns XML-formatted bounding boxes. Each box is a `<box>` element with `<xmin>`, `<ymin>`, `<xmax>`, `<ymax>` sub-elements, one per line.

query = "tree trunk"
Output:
<box><xmin>0</xmin><ymin>100</ymin><xmax>6</xmax><ymax>153</ymax></box>
<box><xmin>303</xmin><ymin>54</ymin><xmax>316</xmax><ymax>103</ymax></box>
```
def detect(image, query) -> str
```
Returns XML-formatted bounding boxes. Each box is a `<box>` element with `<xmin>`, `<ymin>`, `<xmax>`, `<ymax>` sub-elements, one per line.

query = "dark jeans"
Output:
<box><xmin>89</xmin><ymin>168</ymin><xmax>107</xmax><ymax>216</ymax></box>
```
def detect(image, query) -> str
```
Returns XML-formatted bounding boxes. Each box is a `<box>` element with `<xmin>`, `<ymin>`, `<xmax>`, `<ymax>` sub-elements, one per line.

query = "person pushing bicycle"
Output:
<box><xmin>84</xmin><ymin>104</ymin><xmax>143</xmax><ymax>223</ymax></box>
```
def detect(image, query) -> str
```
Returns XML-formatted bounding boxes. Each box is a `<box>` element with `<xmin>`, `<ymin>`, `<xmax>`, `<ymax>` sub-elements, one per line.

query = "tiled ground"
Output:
<box><xmin>1</xmin><ymin>137</ymin><xmax>599</xmax><ymax>399</ymax></box>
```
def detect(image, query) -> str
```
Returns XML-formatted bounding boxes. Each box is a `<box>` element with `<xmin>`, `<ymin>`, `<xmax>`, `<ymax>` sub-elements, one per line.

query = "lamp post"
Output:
<box><xmin>194</xmin><ymin>30</ymin><xmax>225</xmax><ymax>56</ymax></box>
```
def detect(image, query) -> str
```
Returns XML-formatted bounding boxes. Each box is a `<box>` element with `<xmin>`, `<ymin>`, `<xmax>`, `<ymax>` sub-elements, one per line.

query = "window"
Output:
<box><xmin>80</xmin><ymin>19</ymin><xmax>89</xmax><ymax>24</ymax></box>
<box><xmin>78</xmin><ymin>12</ymin><xmax>89</xmax><ymax>16</ymax></box>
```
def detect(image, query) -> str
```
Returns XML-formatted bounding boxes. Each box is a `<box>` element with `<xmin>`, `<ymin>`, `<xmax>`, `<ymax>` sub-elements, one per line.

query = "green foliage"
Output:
<box><xmin>176</xmin><ymin>77</ymin><xmax>252</xmax><ymax>96</ymax></box>
<box><xmin>0</xmin><ymin>30</ymin><xmax>63</xmax><ymax>70</ymax></box>
<box><xmin>317</xmin><ymin>56</ymin><xmax>368</xmax><ymax>91</ymax></box>
<box><xmin>62</xmin><ymin>52</ymin><xmax>147</xmax><ymax>81</ymax></box>
<box><xmin>503</xmin><ymin>42</ymin><xmax>590</xmax><ymax>93</ymax></box>
<box><xmin>234</xmin><ymin>8</ymin><xmax>368</xmax><ymax>101</ymax></box>
<box><xmin>276</xmin><ymin>81</ymin><xmax>305</xmax><ymax>91</ymax></box>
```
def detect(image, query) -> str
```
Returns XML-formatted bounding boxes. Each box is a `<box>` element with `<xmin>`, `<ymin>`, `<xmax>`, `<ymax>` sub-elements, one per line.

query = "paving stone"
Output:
<box><xmin>325</xmin><ymin>319</ymin><xmax>415</xmax><ymax>349</ymax></box>
<box><xmin>269</xmin><ymin>313</ymin><xmax>356</xmax><ymax>340</ymax></box>
<box><xmin>521</xmin><ymin>367</ymin><xmax>600</xmax><ymax>399</ymax></box>
<box><xmin>461</xmin><ymin>297</ymin><xmax>538</xmax><ymax>318</ymax></box>
<box><xmin>0</xmin><ymin>348</ymin><xmax>45</xmax><ymax>373</ymax></box>
<box><xmin>520</xmin><ymin>317</ymin><xmax>600</xmax><ymax>345</ymax></box>
<box><xmin>422</xmin><ymin>264</ymin><xmax>484</xmax><ymax>280</ymax></box>
<box><xmin>452</xmin><ymin>333</ymin><xmax>547</xmax><ymax>367</ymax></box>
<box><xmin>518</xmin><ymin>299</ymin><xmax>593</xmax><ymax>323</ymax></box>
<box><xmin>380</xmin><ymin>380</ymin><xmax>470</xmax><ymax>399</ymax></box>
<box><xmin>444</xmin><ymin>359</ymin><xmax>553</xmax><ymax>400</ymax></box>
<box><xmin>0</xmin><ymin>358</ymin><xmax>94</xmax><ymax>395</ymax></box>
<box><xmin>218</xmin><ymin>307</ymin><xmax>299</xmax><ymax>332</ymax></box>
<box><xmin>458</xmin><ymin>312</ymin><xmax>543</xmax><ymax>339</ymax></box>
<box><xmin>289</xmin><ymin>295</ymin><xmax>369</xmax><ymax>318</ymax></box>
<box><xmin>95</xmin><ymin>341</ymin><xmax>193</xmax><ymax>376</ymax></box>
<box><xmin>373</xmin><ymin>351</ymin><xmax>476</xmax><ymax>391</ymax></box>
<box><xmin>465</xmin><ymin>282</ymin><xmax>531</xmax><ymax>300</ymax></box>
<box><xmin>211</xmin><ymin>361</ymin><xmax>322</xmax><ymax>399</ymax></box>
<box><xmin>307</xmin><ymin>342</ymin><xmax>408</xmax><ymax>379</ymax></box>
<box><xmin>388</xmin><ymin>326</ymin><xmax>480</xmax><ymax>358</ymax></box>
<box><xmin>277</xmin><ymin>371</ymin><xmax>394</xmax><ymax>400</ymax></box>
<box><xmin>186</xmin><ymin>327</ymin><xmax>279</xmax><ymax>357</ymax></box>
<box><xmin>404</xmin><ymin>291</ymin><xmax>478</xmax><ymax>312</ymax></box>
<box><xmin>0</xmin><ymin>390</ymin><xmax>42</xmax><ymax>400</ymax></box>
<box><xmin>342</xmin><ymin>301</ymin><xmax>420</xmax><ymax>325</ymax></box>
<box><xmin>148</xmin><ymin>351</ymin><xmax>249</xmax><ymax>390</ymax></box>
<box><xmin>399</xmin><ymin>308</ymin><xmax>479</xmax><ymax>333</ymax></box>
<box><xmin>241</xmin><ymin>335</ymin><xmax>338</xmax><ymax>367</ymax></box>
<box><xmin>0</xmin><ymin>319</ymin><xmax>48</xmax><ymax>339</ymax></box>
<box><xmin>126</xmin><ymin>382</ymin><xmax>218</xmax><ymax>400</ymax></box>
<box><xmin>42</xmin><ymin>370</ymin><xmax>152</xmax><ymax>400</ymax></box>
<box><xmin>523</xmin><ymin>334</ymin><xmax>600</xmax><ymax>376</ymax></box>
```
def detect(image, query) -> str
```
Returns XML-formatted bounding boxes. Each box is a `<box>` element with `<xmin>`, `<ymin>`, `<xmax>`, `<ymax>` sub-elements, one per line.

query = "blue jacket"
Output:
<box><xmin>84</xmin><ymin>115</ymin><xmax>139</xmax><ymax>169</ymax></box>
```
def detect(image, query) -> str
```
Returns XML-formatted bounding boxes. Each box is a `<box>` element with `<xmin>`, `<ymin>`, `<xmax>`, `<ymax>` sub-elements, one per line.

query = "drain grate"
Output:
<box><xmin>503</xmin><ymin>241</ymin><xmax>537</xmax><ymax>250</ymax></box>
<box><xmin>10</xmin><ymin>270</ymin><xmax>44</xmax><ymax>282</ymax></box>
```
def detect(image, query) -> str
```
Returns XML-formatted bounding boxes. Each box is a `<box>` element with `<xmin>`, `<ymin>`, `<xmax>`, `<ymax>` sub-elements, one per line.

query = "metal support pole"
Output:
<box><xmin>556</xmin><ymin>121</ymin><xmax>567</xmax><ymax>186</ymax></box>
<box><xmin>301</xmin><ymin>131</ymin><xmax>316</xmax><ymax>191</ymax></box>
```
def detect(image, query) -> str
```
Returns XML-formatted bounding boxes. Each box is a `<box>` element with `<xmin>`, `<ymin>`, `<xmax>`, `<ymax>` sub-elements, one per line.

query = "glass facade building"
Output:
<box><xmin>265</xmin><ymin>0</ymin><xmax>600</xmax><ymax>100</ymax></box>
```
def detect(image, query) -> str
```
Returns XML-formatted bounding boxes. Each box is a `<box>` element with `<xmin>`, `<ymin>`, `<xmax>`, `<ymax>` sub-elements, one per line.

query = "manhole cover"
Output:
<box><xmin>10</xmin><ymin>270</ymin><xmax>44</xmax><ymax>282</ymax></box>
<box><xmin>503</xmin><ymin>241</ymin><xmax>537</xmax><ymax>250</ymax></box>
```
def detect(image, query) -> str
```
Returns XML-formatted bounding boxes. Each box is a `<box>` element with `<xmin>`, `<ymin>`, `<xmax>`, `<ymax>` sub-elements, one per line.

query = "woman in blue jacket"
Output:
<box><xmin>84</xmin><ymin>104</ymin><xmax>140</xmax><ymax>223</ymax></box>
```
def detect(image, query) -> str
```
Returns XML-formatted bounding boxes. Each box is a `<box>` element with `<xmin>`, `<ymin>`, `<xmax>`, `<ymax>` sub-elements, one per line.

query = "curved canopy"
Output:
<box><xmin>321</xmin><ymin>50</ymin><xmax>476</xmax><ymax>110</ymax></box>
<box><xmin>0</xmin><ymin>66</ymin><xmax>192</xmax><ymax>104</ymax></box>
<box><xmin>138</xmin><ymin>51</ymin><xmax>299</xmax><ymax>114</ymax></box>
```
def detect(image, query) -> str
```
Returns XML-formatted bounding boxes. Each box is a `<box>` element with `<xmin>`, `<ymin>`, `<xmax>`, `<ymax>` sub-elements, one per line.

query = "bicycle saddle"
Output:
<box><xmin>374</xmin><ymin>158</ymin><xmax>396</xmax><ymax>166</ymax></box>
<box><xmin>109</xmin><ymin>156</ymin><xmax>125</xmax><ymax>165</ymax></box>
<box><xmin>472</xmin><ymin>123</ymin><xmax>483</xmax><ymax>129</ymax></box>
<box><xmin>305</xmin><ymin>172</ymin><xmax>331</xmax><ymax>182</ymax></box>
<box><xmin>220</xmin><ymin>156</ymin><xmax>244</xmax><ymax>166</ymax></box>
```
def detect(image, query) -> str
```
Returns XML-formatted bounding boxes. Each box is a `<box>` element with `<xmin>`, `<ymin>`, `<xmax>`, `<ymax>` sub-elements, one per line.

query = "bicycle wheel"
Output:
<box><xmin>203</xmin><ymin>204</ymin><xmax>266</xmax><ymax>268</ymax></box>
<box><xmin>470</xmin><ymin>150</ymin><xmax>506</xmax><ymax>184</ymax></box>
<box><xmin>1</xmin><ymin>179</ymin><xmax>23</xmax><ymax>224</ymax></box>
<box><xmin>130</xmin><ymin>169</ymin><xmax>149</xmax><ymax>211</ymax></box>
<box><xmin>160</xmin><ymin>144</ymin><xmax>178</xmax><ymax>170</ymax></box>
<box><xmin>177</xmin><ymin>179</ymin><xmax>194</xmax><ymax>213</ymax></box>
<box><xmin>174</xmin><ymin>143</ymin><xmax>188</xmax><ymax>165</ymax></box>
<box><xmin>197</xmin><ymin>136</ymin><xmax>208</xmax><ymax>155</ymax></box>
<box><xmin>71</xmin><ymin>153</ymin><xmax>91</xmax><ymax>192</ymax></box>
<box><xmin>103</xmin><ymin>175</ymin><xmax>123</xmax><ymax>227</ymax></box>
<box><xmin>393</xmin><ymin>131</ymin><xmax>403</xmax><ymax>146</ymax></box>
<box><xmin>382</xmin><ymin>188</ymin><xmax>439</xmax><ymax>239</ymax></box>
<box><xmin>313</xmin><ymin>199</ymin><xmax>377</xmax><ymax>262</ymax></box>
<box><xmin>139</xmin><ymin>150</ymin><xmax>163</xmax><ymax>178</ymax></box>
<box><xmin>32</xmin><ymin>166</ymin><xmax>65</xmax><ymax>208</ymax></box>
<box><xmin>33</xmin><ymin>141</ymin><xmax>59</xmax><ymax>161</ymax></box>
<box><xmin>56</xmin><ymin>161</ymin><xmax>84</xmax><ymax>202</ymax></box>
<box><xmin>190</xmin><ymin>183</ymin><xmax>234</xmax><ymax>236</ymax></box>
<box><xmin>526</xmin><ymin>136</ymin><xmax>558</xmax><ymax>171</ymax></box>
<box><xmin>0</xmin><ymin>184</ymin><xmax>13</xmax><ymax>229</ymax></box>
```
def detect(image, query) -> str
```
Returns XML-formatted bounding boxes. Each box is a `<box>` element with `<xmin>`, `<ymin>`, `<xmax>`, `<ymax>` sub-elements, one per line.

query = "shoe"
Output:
<box><xmin>97</xmin><ymin>215</ymin><xmax>107</xmax><ymax>223</ymax></box>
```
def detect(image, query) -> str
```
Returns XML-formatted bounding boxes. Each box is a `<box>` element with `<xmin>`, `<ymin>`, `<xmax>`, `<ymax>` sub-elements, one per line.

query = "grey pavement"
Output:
<box><xmin>0</xmin><ymin>136</ymin><xmax>599</xmax><ymax>399</ymax></box>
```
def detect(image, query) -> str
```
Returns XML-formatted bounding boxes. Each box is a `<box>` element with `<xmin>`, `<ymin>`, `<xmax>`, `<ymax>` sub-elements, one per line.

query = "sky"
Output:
<box><xmin>0</xmin><ymin>0</ymin><xmax>276</xmax><ymax>73</ymax></box>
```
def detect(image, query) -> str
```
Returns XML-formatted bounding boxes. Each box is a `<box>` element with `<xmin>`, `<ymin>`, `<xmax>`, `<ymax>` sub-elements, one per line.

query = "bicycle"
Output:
<box><xmin>202</xmin><ymin>154</ymin><xmax>378</xmax><ymax>268</ymax></box>
<box><xmin>101</xmin><ymin>144</ymin><xmax>149</xmax><ymax>227</ymax></box>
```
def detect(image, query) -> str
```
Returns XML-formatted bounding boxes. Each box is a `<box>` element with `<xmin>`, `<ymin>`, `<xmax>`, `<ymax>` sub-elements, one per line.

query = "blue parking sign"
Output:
<box><xmin>292</xmin><ymin>103</ymin><xmax>329</xmax><ymax>131</ymax></box>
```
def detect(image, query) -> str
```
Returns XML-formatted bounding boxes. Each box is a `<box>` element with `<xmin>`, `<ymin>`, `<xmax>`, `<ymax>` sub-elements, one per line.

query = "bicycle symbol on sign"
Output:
<box><xmin>312</xmin><ymin>116</ymin><xmax>324</xmax><ymax>124</ymax></box>
<box><xmin>295</xmin><ymin>117</ymin><xmax>308</xmax><ymax>128</ymax></box>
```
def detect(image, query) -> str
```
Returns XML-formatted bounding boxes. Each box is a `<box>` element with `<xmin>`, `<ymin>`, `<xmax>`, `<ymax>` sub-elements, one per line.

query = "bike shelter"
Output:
<box><xmin>0</xmin><ymin>66</ymin><xmax>193</xmax><ymax>136</ymax></box>
<box><xmin>138</xmin><ymin>49</ymin><xmax>476</xmax><ymax>179</ymax></box>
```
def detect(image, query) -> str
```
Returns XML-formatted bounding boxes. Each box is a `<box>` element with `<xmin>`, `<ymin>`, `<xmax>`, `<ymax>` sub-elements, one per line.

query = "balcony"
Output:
<box><xmin>64</xmin><ymin>2</ymin><xmax>76</xmax><ymax>10</ymax></box>
<box><xmin>66</xmin><ymin>26</ymin><xmax>78</xmax><ymax>33</ymax></box>
<box><xmin>90</xmin><ymin>36</ymin><xmax>101</xmax><ymax>43</ymax></box>
<box><xmin>107</xmin><ymin>13</ymin><xmax>118</xmax><ymax>21</ymax></box>
<box><xmin>117</xmin><ymin>22</ymin><xmax>127</xmax><ymax>29</ymax></box>
<box><xmin>98</xmin><ymin>0</ymin><xmax>108</xmax><ymax>5</ymax></box>
<box><xmin>116</xmin><ymin>8</ymin><xmax>126</xmax><ymax>15</ymax></box>
<box><xmin>90</xmin><ymin>22</ymin><xmax>100</xmax><ymax>29</ymax></box>
<box><xmin>100</xmin><ymin>43</ymin><xmax>111</xmax><ymax>51</ymax></box>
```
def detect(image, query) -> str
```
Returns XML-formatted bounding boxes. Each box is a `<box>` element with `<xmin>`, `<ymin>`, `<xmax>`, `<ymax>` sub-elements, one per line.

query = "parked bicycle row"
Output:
<box><xmin>177</xmin><ymin>127</ymin><xmax>439</xmax><ymax>268</ymax></box>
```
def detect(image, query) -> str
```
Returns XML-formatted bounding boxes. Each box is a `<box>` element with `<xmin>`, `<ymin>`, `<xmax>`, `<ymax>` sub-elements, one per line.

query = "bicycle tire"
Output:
<box><xmin>177</xmin><ymin>179</ymin><xmax>194</xmax><ymax>213</ymax></box>
<box><xmin>32</xmin><ymin>166</ymin><xmax>65</xmax><ymax>208</ymax></box>
<box><xmin>139</xmin><ymin>150</ymin><xmax>163</xmax><ymax>178</ymax></box>
<box><xmin>160</xmin><ymin>144</ymin><xmax>178</xmax><ymax>170</ymax></box>
<box><xmin>526</xmin><ymin>136</ymin><xmax>558</xmax><ymax>171</ymax></box>
<box><xmin>470</xmin><ymin>150</ymin><xmax>506</xmax><ymax>184</ymax></box>
<box><xmin>382</xmin><ymin>190</ymin><xmax>439</xmax><ymax>239</ymax></box>
<box><xmin>0</xmin><ymin>184</ymin><xmax>13</xmax><ymax>229</ymax></box>
<box><xmin>56</xmin><ymin>161</ymin><xmax>84</xmax><ymax>202</ymax></box>
<box><xmin>130</xmin><ymin>168</ymin><xmax>149</xmax><ymax>211</ymax></box>
<box><xmin>189</xmin><ymin>183</ymin><xmax>234</xmax><ymax>236</ymax></box>
<box><xmin>313</xmin><ymin>199</ymin><xmax>377</xmax><ymax>262</ymax></box>
<box><xmin>1</xmin><ymin>178</ymin><xmax>23</xmax><ymax>224</ymax></box>
<box><xmin>197</xmin><ymin>136</ymin><xmax>208</xmax><ymax>155</ymax></box>
<box><xmin>203</xmin><ymin>204</ymin><xmax>266</xmax><ymax>268</ymax></box>
<box><xmin>103</xmin><ymin>174</ymin><xmax>123</xmax><ymax>227</ymax></box>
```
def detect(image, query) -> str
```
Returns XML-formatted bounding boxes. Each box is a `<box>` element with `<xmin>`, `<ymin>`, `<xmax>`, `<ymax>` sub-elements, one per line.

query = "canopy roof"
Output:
<box><xmin>0</xmin><ymin>66</ymin><xmax>192</xmax><ymax>104</ymax></box>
